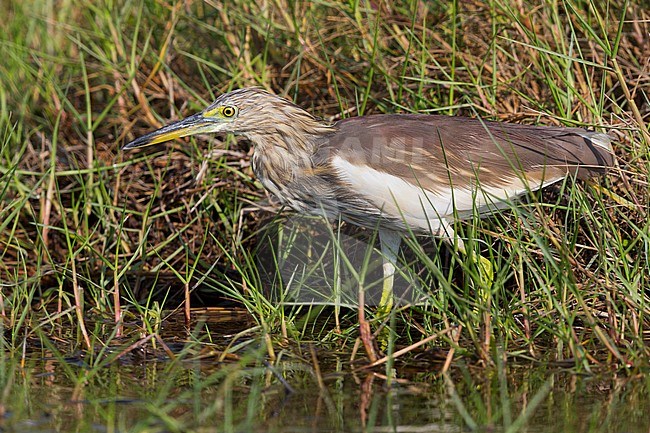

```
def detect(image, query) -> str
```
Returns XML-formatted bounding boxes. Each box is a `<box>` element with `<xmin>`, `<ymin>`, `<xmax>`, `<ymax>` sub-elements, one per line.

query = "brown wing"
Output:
<box><xmin>321</xmin><ymin>114</ymin><xmax>613</xmax><ymax>193</ymax></box>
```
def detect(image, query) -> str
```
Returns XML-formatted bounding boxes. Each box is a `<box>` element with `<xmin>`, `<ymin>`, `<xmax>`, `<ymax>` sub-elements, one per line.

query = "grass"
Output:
<box><xmin>0</xmin><ymin>0</ymin><xmax>649</xmax><ymax>429</ymax></box>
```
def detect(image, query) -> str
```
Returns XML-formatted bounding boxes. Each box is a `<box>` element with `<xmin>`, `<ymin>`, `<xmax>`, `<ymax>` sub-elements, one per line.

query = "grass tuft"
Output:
<box><xmin>0</xmin><ymin>0</ymin><xmax>648</xmax><ymax>375</ymax></box>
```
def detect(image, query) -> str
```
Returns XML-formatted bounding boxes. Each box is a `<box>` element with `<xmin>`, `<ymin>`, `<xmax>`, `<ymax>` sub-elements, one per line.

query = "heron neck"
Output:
<box><xmin>245</xmin><ymin>118</ymin><xmax>334</xmax><ymax>164</ymax></box>
<box><xmin>246</xmin><ymin>125</ymin><xmax>333</xmax><ymax>195</ymax></box>
<box><xmin>247</xmin><ymin>129</ymin><xmax>320</xmax><ymax>173</ymax></box>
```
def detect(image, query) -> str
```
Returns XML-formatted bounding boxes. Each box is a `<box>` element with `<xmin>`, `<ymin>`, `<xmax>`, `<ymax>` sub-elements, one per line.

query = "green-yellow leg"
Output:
<box><xmin>374</xmin><ymin>225</ymin><xmax>496</xmax><ymax>314</ymax></box>
<box><xmin>471</xmin><ymin>252</ymin><xmax>494</xmax><ymax>324</ymax></box>
<box><xmin>458</xmin><ymin>242</ymin><xmax>494</xmax><ymax>289</ymax></box>
<box><xmin>373</xmin><ymin>229</ymin><xmax>401</xmax><ymax>352</ymax></box>
<box><xmin>357</xmin><ymin>229</ymin><xmax>400</xmax><ymax>360</ymax></box>
<box><xmin>451</xmin><ymin>225</ymin><xmax>494</xmax><ymax>321</ymax></box>
<box><xmin>371</xmin><ymin>225</ymin><xmax>494</xmax><ymax>355</ymax></box>
<box><xmin>476</xmin><ymin>255</ymin><xmax>494</xmax><ymax>287</ymax></box>
<box><xmin>377</xmin><ymin>267</ymin><xmax>395</xmax><ymax>317</ymax></box>
<box><xmin>377</xmin><ymin>229</ymin><xmax>401</xmax><ymax>317</ymax></box>
<box><xmin>442</xmin><ymin>219</ymin><xmax>494</xmax><ymax>289</ymax></box>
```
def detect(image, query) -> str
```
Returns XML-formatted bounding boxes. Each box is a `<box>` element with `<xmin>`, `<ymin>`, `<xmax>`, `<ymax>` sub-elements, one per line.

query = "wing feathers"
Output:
<box><xmin>324</xmin><ymin>114</ymin><xmax>613</xmax><ymax>193</ymax></box>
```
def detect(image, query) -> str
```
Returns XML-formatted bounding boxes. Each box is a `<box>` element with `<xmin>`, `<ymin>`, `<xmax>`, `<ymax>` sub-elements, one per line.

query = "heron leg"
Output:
<box><xmin>439</xmin><ymin>218</ymin><xmax>493</xmax><ymax>288</ymax></box>
<box><xmin>377</xmin><ymin>228</ymin><xmax>401</xmax><ymax>317</ymax></box>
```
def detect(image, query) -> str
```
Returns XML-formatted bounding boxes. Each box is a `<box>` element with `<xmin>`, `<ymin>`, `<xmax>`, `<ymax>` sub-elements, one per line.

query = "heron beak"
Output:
<box><xmin>122</xmin><ymin>112</ymin><xmax>217</xmax><ymax>150</ymax></box>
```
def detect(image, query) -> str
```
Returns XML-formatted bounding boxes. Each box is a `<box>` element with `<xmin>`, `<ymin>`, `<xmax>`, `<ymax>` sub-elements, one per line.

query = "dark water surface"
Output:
<box><xmin>2</xmin><ymin>310</ymin><xmax>648</xmax><ymax>433</ymax></box>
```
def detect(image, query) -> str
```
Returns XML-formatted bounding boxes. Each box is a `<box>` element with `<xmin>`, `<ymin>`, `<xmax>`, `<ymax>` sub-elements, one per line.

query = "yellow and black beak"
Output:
<box><xmin>123</xmin><ymin>112</ymin><xmax>216</xmax><ymax>150</ymax></box>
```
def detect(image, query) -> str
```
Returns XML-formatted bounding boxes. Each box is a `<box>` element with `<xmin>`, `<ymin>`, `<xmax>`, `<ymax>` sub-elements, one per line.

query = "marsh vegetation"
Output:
<box><xmin>0</xmin><ymin>0</ymin><xmax>648</xmax><ymax>431</ymax></box>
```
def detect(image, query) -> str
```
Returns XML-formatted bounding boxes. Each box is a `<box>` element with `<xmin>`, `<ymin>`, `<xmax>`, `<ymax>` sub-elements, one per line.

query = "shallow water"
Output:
<box><xmin>2</xmin><ymin>310</ymin><xmax>649</xmax><ymax>433</ymax></box>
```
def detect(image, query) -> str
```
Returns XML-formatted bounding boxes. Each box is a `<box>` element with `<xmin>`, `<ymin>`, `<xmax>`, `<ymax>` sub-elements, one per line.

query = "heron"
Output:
<box><xmin>123</xmin><ymin>87</ymin><xmax>613</xmax><ymax>347</ymax></box>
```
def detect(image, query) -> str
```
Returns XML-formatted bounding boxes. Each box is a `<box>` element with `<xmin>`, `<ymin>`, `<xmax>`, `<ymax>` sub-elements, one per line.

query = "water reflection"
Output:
<box><xmin>3</xmin><ymin>338</ymin><xmax>649</xmax><ymax>433</ymax></box>
<box><xmin>1</xmin><ymin>308</ymin><xmax>648</xmax><ymax>432</ymax></box>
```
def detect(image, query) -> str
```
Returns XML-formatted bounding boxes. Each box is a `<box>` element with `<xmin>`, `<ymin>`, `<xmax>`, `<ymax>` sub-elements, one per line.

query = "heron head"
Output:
<box><xmin>122</xmin><ymin>88</ymin><xmax>313</xmax><ymax>150</ymax></box>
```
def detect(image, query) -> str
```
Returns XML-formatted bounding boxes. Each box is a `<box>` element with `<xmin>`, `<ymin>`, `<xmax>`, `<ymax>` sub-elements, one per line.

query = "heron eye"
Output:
<box><xmin>222</xmin><ymin>106</ymin><xmax>237</xmax><ymax>118</ymax></box>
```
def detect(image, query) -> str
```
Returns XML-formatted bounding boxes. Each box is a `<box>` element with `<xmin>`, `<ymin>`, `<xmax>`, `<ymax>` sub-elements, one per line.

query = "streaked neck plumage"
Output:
<box><xmin>243</xmin><ymin>105</ymin><xmax>335</xmax><ymax>195</ymax></box>
<box><xmin>243</xmin><ymin>104</ymin><xmax>333</xmax><ymax>151</ymax></box>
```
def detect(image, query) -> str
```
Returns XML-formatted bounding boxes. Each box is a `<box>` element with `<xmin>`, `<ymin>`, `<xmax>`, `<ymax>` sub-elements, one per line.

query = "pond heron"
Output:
<box><xmin>124</xmin><ymin>87</ymin><xmax>613</xmax><ymax>322</ymax></box>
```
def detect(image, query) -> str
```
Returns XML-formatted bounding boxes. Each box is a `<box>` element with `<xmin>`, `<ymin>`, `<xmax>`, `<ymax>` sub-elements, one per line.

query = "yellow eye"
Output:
<box><xmin>222</xmin><ymin>106</ymin><xmax>237</xmax><ymax>117</ymax></box>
